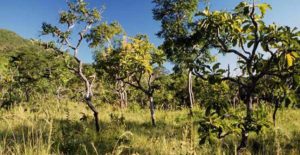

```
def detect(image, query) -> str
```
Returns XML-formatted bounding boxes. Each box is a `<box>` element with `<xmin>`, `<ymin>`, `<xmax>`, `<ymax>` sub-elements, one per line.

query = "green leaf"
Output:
<box><xmin>212</xmin><ymin>63</ymin><xmax>221</xmax><ymax>71</ymax></box>
<box><xmin>232</xmin><ymin>38</ymin><xmax>238</xmax><ymax>47</ymax></box>
<box><xmin>285</xmin><ymin>52</ymin><xmax>299</xmax><ymax>67</ymax></box>
<box><xmin>202</xmin><ymin>7</ymin><xmax>210</xmax><ymax>16</ymax></box>
<box><xmin>257</xmin><ymin>3</ymin><xmax>272</xmax><ymax>17</ymax></box>
<box><xmin>217</xmin><ymin>69</ymin><xmax>226</xmax><ymax>74</ymax></box>
<box><xmin>242</xmin><ymin>24</ymin><xmax>251</xmax><ymax>32</ymax></box>
<box><xmin>243</xmin><ymin>6</ymin><xmax>250</xmax><ymax>15</ymax></box>
<box><xmin>247</xmin><ymin>41</ymin><xmax>254</xmax><ymax>48</ymax></box>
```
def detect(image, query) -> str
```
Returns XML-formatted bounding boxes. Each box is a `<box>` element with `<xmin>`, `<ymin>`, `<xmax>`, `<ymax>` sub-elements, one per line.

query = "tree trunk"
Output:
<box><xmin>149</xmin><ymin>95</ymin><xmax>156</xmax><ymax>126</ymax></box>
<box><xmin>238</xmin><ymin>129</ymin><xmax>249</xmax><ymax>154</ymax></box>
<box><xmin>238</xmin><ymin>96</ymin><xmax>253</xmax><ymax>153</ymax></box>
<box><xmin>246</xmin><ymin>96</ymin><xmax>253</xmax><ymax>119</ymax></box>
<box><xmin>25</xmin><ymin>88</ymin><xmax>30</xmax><ymax>102</ymax></box>
<box><xmin>117</xmin><ymin>80</ymin><xmax>127</xmax><ymax>109</ymax></box>
<box><xmin>124</xmin><ymin>90</ymin><xmax>128</xmax><ymax>107</ymax></box>
<box><xmin>273</xmin><ymin>100</ymin><xmax>279</xmax><ymax>126</ymax></box>
<box><xmin>78</xmin><ymin>60</ymin><xmax>99</xmax><ymax>132</ymax></box>
<box><xmin>119</xmin><ymin>91</ymin><xmax>124</xmax><ymax>108</ymax></box>
<box><xmin>188</xmin><ymin>71</ymin><xmax>194</xmax><ymax>116</ymax></box>
<box><xmin>85</xmin><ymin>96</ymin><xmax>100</xmax><ymax>132</ymax></box>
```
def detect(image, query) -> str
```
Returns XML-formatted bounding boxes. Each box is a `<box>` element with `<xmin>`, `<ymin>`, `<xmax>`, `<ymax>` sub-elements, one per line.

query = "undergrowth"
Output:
<box><xmin>0</xmin><ymin>98</ymin><xmax>300</xmax><ymax>155</ymax></box>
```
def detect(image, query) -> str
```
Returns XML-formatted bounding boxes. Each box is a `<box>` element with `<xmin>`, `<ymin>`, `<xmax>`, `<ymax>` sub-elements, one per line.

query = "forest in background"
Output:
<box><xmin>0</xmin><ymin>0</ymin><xmax>300</xmax><ymax>154</ymax></box>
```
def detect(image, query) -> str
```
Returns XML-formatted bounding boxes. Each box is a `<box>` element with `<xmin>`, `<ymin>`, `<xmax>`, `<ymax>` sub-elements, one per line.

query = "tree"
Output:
<box><xmin>193</xmin><ymin>1</ymin><xmax>300</xmax><ymax>151</ymax></box>
<box><xmin>0</xmin><ymin>40</ymin><xmax>72</xmax><ymax>107</ymax></box>
<box><xmin>41</xmin><ymin>0</ymin><xmax>122</xmax><ymax>131</ymax></box>
<box><xmin>153</xmin><ymin>0</ymin><xmax>211</xmax><ymax>115</ymax></box>
<box><xmin>0</xmin><ymin>55</ymin><xmax>10</xmax><ymax>106</ymax></box>
<box><xmin>9</xmin><ymin>47</ymin><xmax>54</xmax><ymax>102</ymax></box>
<box><xmin>95</xmin><ymin>34</ymin><xmax>165</xmax><ymax>126</ymax></box>
<box><xmin>94</xmin><ymin>43</ymin><xmax>129</xmax><ymax>108</ymax></box>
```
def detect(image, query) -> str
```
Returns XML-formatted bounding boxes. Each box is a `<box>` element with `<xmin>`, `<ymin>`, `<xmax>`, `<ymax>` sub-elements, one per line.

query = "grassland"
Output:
<box><xmin>0</xmin><ymin>98</ymin><xmax>300</xmax><ymax>155</ymax></box>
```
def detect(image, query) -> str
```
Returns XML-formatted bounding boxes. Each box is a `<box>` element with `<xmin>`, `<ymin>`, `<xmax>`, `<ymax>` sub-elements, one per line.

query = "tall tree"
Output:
<box><xmin>95</xmin><ymin>35</ymin><xmax>165</xmax><ymax>126</ymax></box>
<box><xmin>41</xmin><ymin>0</ymin><xmax>122</xmax><ymax>131</ymax></box>
<box><xmin>153</xmin><ymin>0</ymin><xmax>211</xmax><ymax>115</ymax></box>
<box><xmin>194</xmin><ymin>1</ymin><xmax>300</xmax><ymax>152</ymax></box>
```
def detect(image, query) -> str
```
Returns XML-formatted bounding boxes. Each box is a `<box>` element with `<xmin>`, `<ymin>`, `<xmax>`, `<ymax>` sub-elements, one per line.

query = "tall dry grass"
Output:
<box><xmin>0</xmin><ymin>98</ymin><xmax>300</xmax><ymax>154</ymax></box>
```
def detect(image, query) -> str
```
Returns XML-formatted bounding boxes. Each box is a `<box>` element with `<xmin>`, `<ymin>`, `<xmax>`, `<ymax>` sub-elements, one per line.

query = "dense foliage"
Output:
<box><xmin>0</xmin><ymin>0</ymin><xmax>299</xmax><ymax>154</ymax></box>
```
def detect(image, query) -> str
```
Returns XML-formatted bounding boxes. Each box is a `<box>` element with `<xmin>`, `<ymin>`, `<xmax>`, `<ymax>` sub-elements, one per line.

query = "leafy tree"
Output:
<box><xmin>95</xmin><ymin>35</ymin><xmax>165</xmax><ymax>126</ymax></box>
<box><xmin>9</xmin><ymin>47</ymin><xmax>53</xmax><ymax>102</ymax></box>
<box><xmin>0</xmin><ymin>29</ymin><xmax>32</xmax><ymax>106</ymax></box>
<box><xmin>193</xmin><ymin>1</ymin><xmax>300</xmax><ymax>151</ymax></box>
<box><xmin>153</xmin><ymin>0</ymin><xmax>211</xmax><ymax>115</ymax></box>
<box><xmin>0</xmin><ymin>38</ymin><xmax>71</xmax><ymax>107</ymax></box>
<box><xmin>41</xmin><ymin>0</ymin><xmax>122</xmax><ymax>131</ymax></box>
<box><xmin>94</xmin><ymin>42</ymin><xmax>129</xmax><ymax>108</ymax></box>
<box><xmin>0</xmin><ymin>56</ymin><xmax>10</xmax><ymax>106</ymax></box>
<box><xmin>31</xmin><ymin>40</ymin><xmax>78</xmax><ymax>100</ymax></box>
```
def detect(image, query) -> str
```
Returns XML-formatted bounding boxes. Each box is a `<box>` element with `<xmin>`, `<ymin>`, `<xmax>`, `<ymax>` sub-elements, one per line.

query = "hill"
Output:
<box><xmin>0</xmin><ymin>29</ymin><xmax>30</xmax><ymax>52</ymax></box>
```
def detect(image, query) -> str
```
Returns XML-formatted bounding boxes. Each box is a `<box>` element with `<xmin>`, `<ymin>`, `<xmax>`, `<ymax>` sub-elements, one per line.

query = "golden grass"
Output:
<box><xmin>0</xmin><ymin>99</ymin><xmax>300</xmax><ymax>155</ymax></box>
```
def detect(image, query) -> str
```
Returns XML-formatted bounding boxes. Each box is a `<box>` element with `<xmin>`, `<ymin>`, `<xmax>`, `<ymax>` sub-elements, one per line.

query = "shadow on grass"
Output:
<box><xmin>1</xmin><ymin>115</ymin><xmax>300</xmax><ymax>155</ymax></box>
<box><xmin>0</xmin><ymin>117</ymin><xmax>186</xmax><ymax>154</ymax></box>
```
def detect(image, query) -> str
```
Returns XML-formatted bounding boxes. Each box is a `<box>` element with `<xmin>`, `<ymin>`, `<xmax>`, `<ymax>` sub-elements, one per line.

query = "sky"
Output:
<box><xmin>0</xmin><ymin>0</ymin><xmax>300</xmax><ymax>71</ymax></box>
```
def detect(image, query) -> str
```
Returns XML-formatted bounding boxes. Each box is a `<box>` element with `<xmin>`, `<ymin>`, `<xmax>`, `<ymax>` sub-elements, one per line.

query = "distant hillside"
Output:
<box><xmin>0</xmin><ymin>29</ymin><xmax>30</xmax><ymax>52</ymax></box>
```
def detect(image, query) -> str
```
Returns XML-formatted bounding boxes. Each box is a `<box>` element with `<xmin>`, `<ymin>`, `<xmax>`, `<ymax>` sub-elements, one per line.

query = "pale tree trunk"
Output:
<box><xmin>78</xmin><ymin>61</ymin><xmax>100</xmax><ymax>132</ymax></box>
<box><xmin>116</xmin><ymin>80</ymin><xmax>127</xmax><ymax>109</ymax></box>
<box><xmin>120</xmin><ymin>81</ymin><xmax>127</xmax><ymax>108</ymax></box>
<box><xmin>59</xmin><ymin>23</ymin><xmax>100</xmax><ymax>131</ymax></box>
<box><xmin>232</xmin><ymin>91</ymin><xmax>240</xmax><ymax>109</ymax></box>
<box><xmin>188</xmin><ymin>71</ymin><xmax>194</xmax><ymax>116</ymax></box>
<box><xmin>124</xmin><ymin>89</ymin><xmax>128</xmax><ymax>107</ymax></box>
<box><xmin>120</xmin><ymin>91</ymin><xmax>125</xmax><ymax>108</ymax></box>
<box><xmin>149</xmin><ymin>95</ymin><xmax>156</xmax><ymax>126</ymax></box>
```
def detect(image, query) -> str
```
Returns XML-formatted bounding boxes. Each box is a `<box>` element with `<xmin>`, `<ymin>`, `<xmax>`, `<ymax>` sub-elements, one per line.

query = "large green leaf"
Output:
<box><xmin>257</xmin><ymin>3</ymin><xmax>272</xmax><ymax>17</ymax></box>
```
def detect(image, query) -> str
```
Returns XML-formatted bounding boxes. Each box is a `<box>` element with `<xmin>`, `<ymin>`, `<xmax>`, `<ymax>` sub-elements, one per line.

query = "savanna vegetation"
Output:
<box><xmin>0</xmin><ymin>0</ymin><xmax>300</xmax><ymax>154</ymax></box>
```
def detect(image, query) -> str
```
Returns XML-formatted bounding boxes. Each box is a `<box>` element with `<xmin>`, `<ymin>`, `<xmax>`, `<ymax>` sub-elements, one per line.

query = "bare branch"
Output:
<box><xmin>215</xmin><ymin>28</ymin><xmax>249</xmax><ymax>62</ymax></box>
<box><xmin>239</xmin><ymin>38</ymin><xmax>251</xmax><ymax>56</ymax></box>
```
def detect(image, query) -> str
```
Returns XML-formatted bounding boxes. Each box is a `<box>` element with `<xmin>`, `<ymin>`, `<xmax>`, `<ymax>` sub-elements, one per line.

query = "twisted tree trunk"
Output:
<box><xmin>85</xmin><ymin>96</ymin><xmax>100</xmax><ymax>131</ymax></box>
<box><xmin>78</xmin><ymin>60</ymin><xmax>100</xmax><ymax>132</ymax></box>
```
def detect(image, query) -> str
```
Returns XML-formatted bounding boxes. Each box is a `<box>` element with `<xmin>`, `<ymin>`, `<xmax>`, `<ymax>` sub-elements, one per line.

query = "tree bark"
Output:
<box><xmin>238</xmin><ymin>129</ymin><xmax>248</xmax><ymax>153</ymax></box>
<box><xmin>117</xmin><ymin>80</ymin><xmax>128</xmax><ymax>109</ymax></box>
<box><xmin>85</xmin><ymin>96</ymin><xmax>100</xmax><ymax>132</ymax></box>
<box><xmin>188</xmin><ymin>71</ymin><xmax>194</xmax><ymax>116</ymax></box>
<box><xmin>238</xmin><ymin>96</ymin><xmax>253</xmax><ymax>153</ymax></box>
<box><xmin>246</xmin><ymin>96</ymin><xmax>253</xmax><ymax>119</ymax></box>
<box><xmin>273</xmin><ymin>100</ymin><xmax>279</xmax><ymax>126</ymax></box>
<box><xmin>149</xmin><ymin>95</ymin><xmax>156</xmax><ymax>126</ymax></box>
<box><xmin>25</xmin><ymin>88</ymin><xmax>30</xmax><ymax>102</ymax></box>
<box><xmin>121</xmin><ymin>92</ymin><xmax>125</xmax><ymax>108</ymax></box>
<box><xmin>118</xmin><ymin>91</ymin><xmax>124</xmax><ymax>108</ymax></box>
<box><xmin>77</xmin><ymin>60</ymin><xmax>99</xmax><ymax>132</ymax></box>
<box><xmin>124</xmin><ymin>90</ymin><xmax>128</xmax><ymax>107</ymax></box>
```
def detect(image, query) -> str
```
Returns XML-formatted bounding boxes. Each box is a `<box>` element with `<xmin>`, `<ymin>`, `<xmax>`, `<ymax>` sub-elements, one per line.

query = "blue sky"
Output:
<box><xmin>0</xmin><ymin>0</ymin><xmax>299</xmax><ymax>71</ymax></box>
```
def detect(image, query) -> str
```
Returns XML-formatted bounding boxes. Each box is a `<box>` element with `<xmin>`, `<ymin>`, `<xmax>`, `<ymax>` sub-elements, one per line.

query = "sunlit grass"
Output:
<box><xmin>0</xmin><ymin>99</ymin><xmax>300</xmax><ymax>154</ymax></box>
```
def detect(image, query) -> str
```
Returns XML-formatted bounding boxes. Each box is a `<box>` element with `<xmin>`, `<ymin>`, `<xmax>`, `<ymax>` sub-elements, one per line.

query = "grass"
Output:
<box><xmin>0</xmin><ymin>98</ymin><xmax>300</xmax><ymax>155</ymax></box>
<box><xmin>0</xmin><ymin>29</ymin><xmax>29</xmax><ymax>52</ymax></box>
